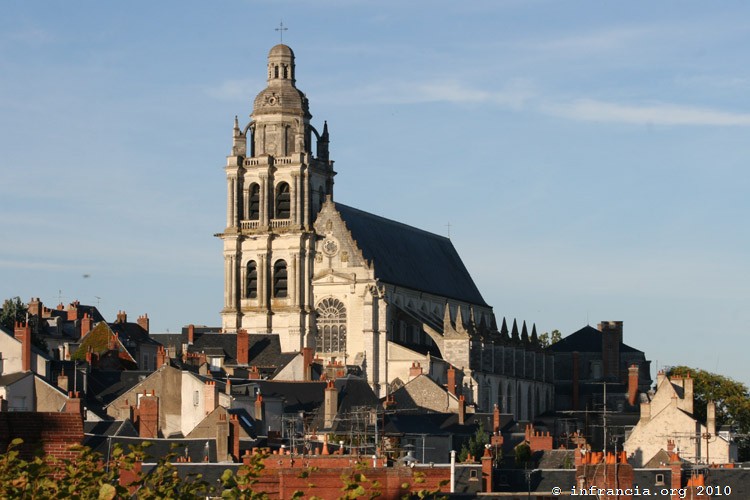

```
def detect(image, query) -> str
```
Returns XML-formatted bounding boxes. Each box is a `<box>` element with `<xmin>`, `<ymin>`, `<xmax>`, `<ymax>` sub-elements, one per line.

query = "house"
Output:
<box><xmin>624</xmin><ymin>371</ymin><xmax>737</xmax><ymax>466</ymax></box>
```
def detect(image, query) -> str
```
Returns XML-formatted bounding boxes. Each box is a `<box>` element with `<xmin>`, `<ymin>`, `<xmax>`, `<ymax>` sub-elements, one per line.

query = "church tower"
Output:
<box><xmin>218</xmin><ymin>44</ymin><xmax>335</xmax><ymax>351</ymax></box>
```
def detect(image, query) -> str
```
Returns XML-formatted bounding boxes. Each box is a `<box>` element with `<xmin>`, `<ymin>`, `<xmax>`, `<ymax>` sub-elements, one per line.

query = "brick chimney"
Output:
<box><xmin>458</xmin><ymin>395</ymin><xmax>466</xmax><ymax>425</ymax></box>
<box><xmin>204</xmin><ymin>381</ymin><xmax>218</xmax><ymax>414</ymax></box>
<box><xmin>229</xmin><ymin>414</ymin><xmax>241</xmax><ymax>462</ymax></box>
<box><xmin>254</xmin><ymin>393</ymin><xmax>264</xmax><ymax>422</ymax></box>
<box><xmin>236</xmin><ymin>329</ymin><xmax>249</xmax><ymax>365</ymax></box>
<box><xmin>156</xmin><ymin>346</ymin><xmax>167</xmax><ymax>369</ymax></box>
<box><xmin>409</xmin><ymin>361</ymin><xmax>423</xmax><ymax>380</ymax></box>
<box><xmin>481</xmin><ymin>446</ymin><xmax>493</xmax><ymax>493</ymax></box>
<box><xmin>66</xmin><ymin>391</ymin><xmax>83</xmax><ymax>416</ymax></box>
<box><xmin>447</xmin><ymin>366</ymin><xmax>456</xmax><ymax>396</ymax></box>
<box><xmin>598</xmin><ymin>321</ymin><xmax>623</xmax><ymax>379</ymax></box>
<box><xmin>188</xmin><ymin>324</ymin><xmax>195</xmax><ymax>345</ymax></box>
<box><xmin>137</xmin><ymin>314</ymin><xmax>149</xmax><ymax>333</ymax></box>
<box><xmin>628</xmin><ymin>364</ymin><xmax>639</xmax><ymax>406</ymax></box>
<box><xmin>14</xmin><ymin>321</ymin><xmax>32</xmax><ymax>372</ymax></box>
<box><xmin>683</xmin><ymin>372</ymin><xmax>694</xmax><ymax>414</ymax></box>
<box><xmin>302</xmin><ymin>347</ymin><xmax>313</xmax><ymax>381</ymax></box>
<box><xmin>80</xmin><ymin>313</ymin><xmax>93</xmax><ymax>338</ymax></box>
<box><xmin>138</xmin><ymin>391</ymin><xmax>159</xmax><ymax>438</ymax></box>
<box><xmin>493</xmin><ymin>404</ymin><xmax>501</xmax><ymax>433</ymax></box>
<box><xmin>67</xmin><ymin>301</ymin><xmax>80</xmax><ymax>321</ymax></box>
<box><xmin>248</xmin><ymin>365</ymin><xmax>260</xmax><ymax>380</ymax></box>
<box><xmin>324</xmin><ymin>380</ymin><xmax>338</xmax><ymax>429</ymax></box>
<box><xmin>116</xmin><ymin>310</ymin><xmax>127</xmax><ymax>324</ymax></box>
<box><xmin>28</xmin><ymin>297</ymin><xmax>42</xmax><ymax>318</ymax></box>
<box><xmin>640</xmin><ymin>401</ymin><xmax>651</xmax><ymax>423</ymax></box>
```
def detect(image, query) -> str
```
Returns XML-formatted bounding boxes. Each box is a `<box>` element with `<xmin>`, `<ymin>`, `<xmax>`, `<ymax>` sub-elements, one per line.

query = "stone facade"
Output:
<box><xmin>217</xmin><ymin>44</ymin><xmax>554</xmax><ymax>416</ymax></box>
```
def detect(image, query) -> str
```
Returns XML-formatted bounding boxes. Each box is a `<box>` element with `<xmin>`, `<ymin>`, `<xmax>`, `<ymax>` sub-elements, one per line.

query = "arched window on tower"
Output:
<box><xmin>315</xmin><ymin>298</ymin><xmax>347</xmax><ymax>354</ymax></box>
<box><xmin>246</xmin><ymin>261</ymin><xmax>258</xmax><ymax>298</ymax></box>
<box><xmin>275</xmin><ymin>182</ymin><xmax>290</xmax><ymax>219</ymax></box>
<box><xmin>274</xmin><ymin>65</ymin><xmax>279</xmax><ymax>79</ymax></box>
<box><xmin>248</xmin><ymin>184</ymin><xmax>260</xmax><ymax>220</ymax></box>
<box><xmin>273</xmin><ymin>260</ymin><xmax>287</xmax><ymax>298</ymax></box>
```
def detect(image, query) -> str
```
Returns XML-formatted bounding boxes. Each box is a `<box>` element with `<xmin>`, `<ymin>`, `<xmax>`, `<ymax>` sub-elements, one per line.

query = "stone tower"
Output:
<box><xmin>218</xmin><ymin>44</ymin><xmax>335</xmax><ymax>351</ymax></box>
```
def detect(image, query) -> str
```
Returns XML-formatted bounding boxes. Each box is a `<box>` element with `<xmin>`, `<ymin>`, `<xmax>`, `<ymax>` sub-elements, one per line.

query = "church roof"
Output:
<box><xmin>335</xmin><ymin>203</ymin><xmax>488</xmax><ymax>306</ymax></box>
<box><xmin>548</xmin><ymin>325</ymin><xmax>643</xmax><ymax>354</ymax></box>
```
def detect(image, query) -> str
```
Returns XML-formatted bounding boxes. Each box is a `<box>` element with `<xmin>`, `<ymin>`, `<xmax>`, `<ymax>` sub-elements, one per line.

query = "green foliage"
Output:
<box><xmin>458</xmin><ymin>422</ymin><xmax>488</xmax><ymax>462</ymax></box>
<box><xmin>219</xmin><ymin>448</ymin><xmax>269</xmax><ymax>499</ymax></box>
<box><xmin>0</xmin><ymin>296</ymin><xmax>46</xmax><ymax>350</ymax></box>
<box><xmin>538</xmin><ymin>329</ymin><xmax>562</xmax><ymax>348</ymax></box>
<box><xmin>405</xmin><ymin>471</ymin><xmax>449</xmax><ymax>500</ymax></box>
<box><xmin>668</xmin><ymin>366</ymin><xmax>750</xmax><ymax>460</ymax></box>
<box><xmin>514</xmin><ymin>443</ymin><xmax>531</xmax><ymax>466</ymax></box>
<box><xmin>339</xmin><ymin>462</ymin><xmax>381</xmax><ymax>499</ymax></box>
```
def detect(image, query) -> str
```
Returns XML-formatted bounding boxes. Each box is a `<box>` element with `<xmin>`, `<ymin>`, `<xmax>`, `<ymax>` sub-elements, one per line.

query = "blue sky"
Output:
<box><xmin>1</xmin><ymin>1</ymin><xmax>748</xmax><ymax>385</ymax></box>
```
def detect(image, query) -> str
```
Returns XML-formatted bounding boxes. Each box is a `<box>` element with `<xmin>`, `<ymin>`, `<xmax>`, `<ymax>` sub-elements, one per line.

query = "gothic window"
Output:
<box><xmin>275</xmin><ymin>182</ymin><xmax>290</xmax><ymax>219</ymax></box>
<box><xmin>273</xmin><ymin>260</ymin><xmax>287</xmax><ymax>298</ymax></box>
<box><xmin>248</xmin><ymin>184</ymin><xmax>260</xmax><ymax>220</ymax></box>
<box><xmin>246</xmin><ymin>261</ymin><xmax>258</xmax><ymax>298</ymax></box>
<box><xmin>315</xmin><ymin>298</ymin><xmax>347</xmax><ymax>354</ymax></box>
<box><xmin>274</xmin><ymin>65</ymin><xmax>279</xmax><ymax>79</ymax></box>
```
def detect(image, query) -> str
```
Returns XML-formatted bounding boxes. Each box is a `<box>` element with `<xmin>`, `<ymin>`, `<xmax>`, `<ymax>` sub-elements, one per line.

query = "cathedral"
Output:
<box><xmin>217</xmin><ymin>44</ymin><xmax>553</xmax><ymax>419</ymax></box>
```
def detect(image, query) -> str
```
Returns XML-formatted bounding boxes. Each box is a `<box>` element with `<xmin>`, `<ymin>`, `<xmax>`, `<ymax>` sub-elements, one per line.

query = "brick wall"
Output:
<box><xmin>0</xmin><ymin>412</ymin><xmax>84</xmax><ymax>461</ymax></box>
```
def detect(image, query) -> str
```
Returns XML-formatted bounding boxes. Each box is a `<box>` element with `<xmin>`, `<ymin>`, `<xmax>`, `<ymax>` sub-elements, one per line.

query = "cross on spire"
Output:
<box><xmin>275</xmin><ymin>21</ymin><xmax>288</xmax><ymax>43</ymax></box>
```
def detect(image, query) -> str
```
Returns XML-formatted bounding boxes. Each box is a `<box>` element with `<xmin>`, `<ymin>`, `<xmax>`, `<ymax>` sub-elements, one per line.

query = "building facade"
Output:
<box><xmin>217</xmin><ymin>44</ymin><xmax>553</xmax><ymax>413</ymax></box>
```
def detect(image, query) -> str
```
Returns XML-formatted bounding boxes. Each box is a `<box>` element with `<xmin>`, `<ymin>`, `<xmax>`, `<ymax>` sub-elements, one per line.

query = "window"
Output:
<box><xmin>655</xmin><ymin>474</ymin><xmax>665</xmax><ymax>485</ymax></box>
<box><xmin>316</xmin><ymin>298</ymin><xmax>347</xmax><ymax>354</ymax></box>
<box><xmin>273</xmin><ymin>260</ymin><xmax>288</xmax><ymax>298</ymax></box>
<box><xmin>275</xmin><ymin>182</ymin><xmax>290</xmax><ymax>219</ymax></box>
<box><xmin>248</xmin><ymin>184</ymin><xmax>260</xmax><ymax>220</ymax></box>
<box><xmin>246</xmin><ymin>260</ymin><xmax>258</xmax><ymax>298</ymax></box>
<box><xmin>209</xmin><ymin>356</ymin><xmax>222</xmax><ymax>370</ymax></box>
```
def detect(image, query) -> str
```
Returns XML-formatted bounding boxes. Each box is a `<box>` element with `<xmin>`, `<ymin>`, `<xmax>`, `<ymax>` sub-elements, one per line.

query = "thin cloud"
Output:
<box><xmin>545</xmin><ymin>99</ymin><xmax>750</xmax><ymax>126</ymax></box>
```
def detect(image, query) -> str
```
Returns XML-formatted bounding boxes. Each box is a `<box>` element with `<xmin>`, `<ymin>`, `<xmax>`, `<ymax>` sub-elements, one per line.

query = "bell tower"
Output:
<box><xmin>218</xmin><ymin>44</ymin><xmax>335</xmax><ymax>351</ymax></box>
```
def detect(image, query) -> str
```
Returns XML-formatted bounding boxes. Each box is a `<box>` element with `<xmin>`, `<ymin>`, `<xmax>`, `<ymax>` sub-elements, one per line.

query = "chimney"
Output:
<box><xmin>481</xmin><ymin>446</ymin><xmax>493</xmax><ymax>493</ymax></box>
<box><xmin>116</xmin><ymin>310</ymin><xmax>127</xmax><ymax>323</ymax></box>
<box><xmin>14</xmin><ymin>321</ymin><xmax>32</xmax><ymax>372</ymax></box>
<box><xmin>188</xmin><ymin>324</ymin><xmax>195</xmax><ymax>345</ymax></box>
<box><xmin>138</xmin><ymin>391</ymin><xmax>159</xmax><ymax>438</ymax></box>
<box><xmin>28</xmin><ymin>297</ymin><xmax>42</xmax><ymax>318</ymax></box>
<box><xmin>447</xmin><ymin>366</ymin><xmax>456</xmax><ymax>396</ymax></box>
<box><xmin>67</xmin><ymin>301</ymin><xmax>80</xmax><ymax>321</ymax></box>
<box><xmin>683</xmin><ymin>372</ymin><xmax>694</xmax><ymax>414</ymax></box>
<box><xmin>707</xmin><ymin>401</ymin><xmax>716</xmax><ymax>437</ymax></box>
<box><xmin>254</xmin><ymin>393</ymin><xmax>264</xmax><ymax>422</ymax></box>
<box><xmin>572</xmin><ymin>351</ymin><xmax>580</xmax><ymax>410</ymax></box>
<box><xmin>302</xmin><ymin>347</ymin><xmax>313</xmax><ymax>381</ymax></box>
<box><xmin>324</xmin><ymin>380</ymin><xmax>338</xmax><ymax>428</ymax></box>
<box><xmin>236</xmin><ymin>329</ymin><xmax>249</xmax><ymax>365</ymax></box>
<box><xmin>409</xmin><ymin>361</ymin><xmax>422</xmax><ymax>380</ymax></box>
<box><xmin>66</xmin><ymin>391</ymin><xmax>83</xmax><ymax>416</ymax></box>
<box><xmin>656</xmin><ymin>370</ymin><xmax>666</xmax><ymax>387</ymax></box>
<box><xmin>458</xmin><ymin>395</ymin><xmax>466</xmax><ymax>425</ymax></box>
<box><xmin>628</xmin><ymin>364</ymin><xmax>639</xmax><ymax>406</ymax></box>
<box><xmin>204</xmin><ymin>381</ymin><xmax>218</xmax><ymax>414</ymax></box>
<box><xmin>137</xmin><ymin>314</ymin><xmax>149</xmax><ymax>333</ymax></box>
<box><xmin>225</xmin><ymin>378</ymin><xmax>232</xmax><ymax>395</ymax></box>
<box><xmin>229</xmin><ymin>415</ymin><xmax>241</xmax><ymax>462</ymax></box>
<box><xmin>493</xmin><ymin>404</ymin><xmax>501</xmax><ymax>433</ymax></box>
<box><xmin>248</xmin><ymin>366</ymin><xmax>260</xmax><ymax>380</ymax></box>
<box><xmin>640</xmin><ymin>402</ymin><xmax>651</xmax><ymax>423</ymax></box>
<box><xmin>156</xmin><ymin>346</ymin><xmax>167</xmax><ymax>369</ymax></box>
<box><xmin>598</xmin><ymin>321</ymin><xmax>623</xmax><ymax>379</ymax></box>
<box><xmin>57</xmin><ymin>370</ymin><xmax>69</xmax><ymax>392</ymax></box>
<box><xmin>80</xmin><ymin>313</ymin><xmax>93</xmax><ymax>338</ymax></box>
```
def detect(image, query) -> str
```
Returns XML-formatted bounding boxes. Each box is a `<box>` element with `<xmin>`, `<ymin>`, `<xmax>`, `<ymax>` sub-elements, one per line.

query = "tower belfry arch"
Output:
<box><xmin>217</xmin><ymin>44</ymin><xmax>335</xmax><ymax>351</ymax></box>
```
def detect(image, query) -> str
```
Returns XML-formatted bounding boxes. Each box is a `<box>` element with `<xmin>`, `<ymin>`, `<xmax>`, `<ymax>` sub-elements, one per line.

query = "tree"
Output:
<box><xmin>0</xmin><ymin>297</ymin><xmax>46</xmax><ymax>350</ymax></box>
<box><xmin>0</xmin><ymin>297</ymin><xmax>27</xmax><ymax>331</ymax></box>
<box><xmin>668</xmin><ymin>366</ymin><xmax>750</xmax><ymax>461</ymax></box>
<box><xmin>458</xmin><ymin>422</ymin><xmax>488</xmax><ymax>462</ymax></box>
<box><xmin>538</xmin><ymin>329</ymin><xmax>562</xmax><ymax>348</ymax></box>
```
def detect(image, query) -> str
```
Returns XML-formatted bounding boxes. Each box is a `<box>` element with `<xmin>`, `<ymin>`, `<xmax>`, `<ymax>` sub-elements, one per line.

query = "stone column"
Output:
<box><xmin>258</xmin><ymin>253</ymin><xmax>267</xmax><ymax>310</ymax></box>
<box><xmin>290</xmin><ymin>253</ymin><xmax>298</xmax><ymax>307</ymax></box>
<box><xmin>227</xmin><ymin>177</ymin><xmax>236</xmax><ymax>228</ymax></box>
<box><xmin>224</xmin><ymin>255</ymin><xmax>231</xmax><ymax>308</ymax></box>
<box><xmin>290</xmin><ymin>172</ymin><xmax>298</xmax><ymax>226</ymax></box>
<box><xmin>240</xmin><ymin>260</ymin><xmax>246</xmax><ymax>300</ymax></box>
<box><xmin>303</xmin><ymin>171</ymin><xmax>310</xmax><ymax>228</ymax></box>
<box><xmin>260</xmin><ymin>175</ymin><xmax>268</xmax><ymax>226</ymax></box>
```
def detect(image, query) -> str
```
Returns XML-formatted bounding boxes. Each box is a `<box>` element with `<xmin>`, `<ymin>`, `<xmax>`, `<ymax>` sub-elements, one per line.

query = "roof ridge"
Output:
<box><xmin>335</xmin><ymin>203</ymin><xmax>451</xmax><ymax>242</ymax></box>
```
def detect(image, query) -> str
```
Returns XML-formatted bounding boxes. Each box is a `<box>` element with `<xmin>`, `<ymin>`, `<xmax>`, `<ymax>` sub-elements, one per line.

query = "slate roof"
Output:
<box><xmin>336</xmin><ymin>203</ymin><xmax>488</xmax><ymax>306</ymax></box>
<box><xmin>83</xmin><ymin>436</ymin><xmax>219</xmax><ymax>463</ymax></box>
<box><xmin>152</xmin><ymin>332</ymin><xmax>287</xmax><ymax>367</ymax></box>
<box><xmin>0</xmin><ymin>371</ymin><xmax>32</xmax><ymax>387</ymax></box>
<box><xmin>549</xmin><ymin>325</ymin><xmax>643</xmax><ymax>354</ymax></box>
<box><xmin>86</xmin><ymin>370</ymin><xmax>151</xmax><ymax>414</ymax></box>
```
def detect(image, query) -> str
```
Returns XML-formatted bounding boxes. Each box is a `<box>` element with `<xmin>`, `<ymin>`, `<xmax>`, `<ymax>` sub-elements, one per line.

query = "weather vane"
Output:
<box><xmin>275</xmin><ymin>21</ymin><xmax>288</xmax><ymax>43</ymax></box>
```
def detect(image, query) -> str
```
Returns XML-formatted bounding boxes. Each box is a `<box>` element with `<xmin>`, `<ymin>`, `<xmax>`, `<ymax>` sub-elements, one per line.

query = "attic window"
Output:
<box><xmin>655</xmin><ymin>473</ymin><xmax>665</xmax><ymax>485</ymax></box>
<box><xmin>469</xmin><ymin>469</ymin><xmax>478</xmax><ymax>481</ymax></box>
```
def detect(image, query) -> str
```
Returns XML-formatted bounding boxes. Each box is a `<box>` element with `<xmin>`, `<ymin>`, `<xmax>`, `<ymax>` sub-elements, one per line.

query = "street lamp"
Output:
<box><xmin>525</xmin><ymin>468</ymin><xmax>540</xmax><ymax>500</ymax></box>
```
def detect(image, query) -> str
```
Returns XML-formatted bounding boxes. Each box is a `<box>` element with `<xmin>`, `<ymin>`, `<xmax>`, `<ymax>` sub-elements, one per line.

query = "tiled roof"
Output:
<box><xmin>549</xmin><ymin>325</ymin><xmax>643</xmax><ymax>354</ymax></box>
<box><xmin>336</xmin><ymin>203</ymin><xmax>488</xmax><ymax>306</ymax></box>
